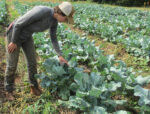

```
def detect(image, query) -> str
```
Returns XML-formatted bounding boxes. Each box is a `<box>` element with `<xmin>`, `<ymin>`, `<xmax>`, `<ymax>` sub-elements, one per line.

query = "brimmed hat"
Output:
<box><xmin>59</xmin><ymin>2</ymin><xmax>75</xmax><ymax>24</ymax></box>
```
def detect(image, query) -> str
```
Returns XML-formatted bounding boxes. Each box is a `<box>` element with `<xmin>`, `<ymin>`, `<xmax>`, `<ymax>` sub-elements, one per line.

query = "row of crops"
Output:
<box><xmin>12</xmin><ymin>1</ymin><xmax>150</xmax><ymax>113</ymax></box>
<box><xmin>0</xmin><ymin>0</ymin><xmax>7</xmax><ymax>25</ymax></box>
<box><xmin>74</xmin><ymin>4</ymin><xmax>150</xmax><ymax>60</ymax></box>
<box><xmin>33</xmin><ymin>25</ymin><xmax>150</xmax><ymax>113</ymax></box>
<box><xmin>13</xmin><ymin>1</ymin><xmax>150</xmax><ymax>62</ymax></box>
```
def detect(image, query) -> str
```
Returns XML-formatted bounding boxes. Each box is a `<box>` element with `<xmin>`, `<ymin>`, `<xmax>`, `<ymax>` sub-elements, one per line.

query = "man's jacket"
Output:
<box><xmin>11</xmin><ymin>6</ymin><xmax>62</xmax><ymax>56</ymax></box>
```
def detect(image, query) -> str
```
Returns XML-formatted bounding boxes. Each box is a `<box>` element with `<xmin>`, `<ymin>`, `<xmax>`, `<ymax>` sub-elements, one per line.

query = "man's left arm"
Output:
<box><xmin>50</xmin><ymin>22</ymin><xmax>62</xmax><ymax>57</ymax></box>
<box><xmin>50</xmin><ymin>22</ymin><xmax>69</xmax><ymax>66</ymax></box>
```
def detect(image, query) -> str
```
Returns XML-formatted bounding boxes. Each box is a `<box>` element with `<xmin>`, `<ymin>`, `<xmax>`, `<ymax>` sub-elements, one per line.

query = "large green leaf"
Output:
<box><xmin>35</xmin><ymin>73</ymin><xmax>46</xmax><ymax>80</ymax></box>
<box><xmin>135</xmin><ymin>76</ymin><xmax>150</xmax><ymax>86</ymax></box>
<box><xmin>69</xmin><ymin>83</ymin><xmax>79</xmax><ymax>92</ymax></box>
<box><xmin>59</xmin><ymin>96</ymin><xmax>91</xmax><ymax>110</ymax></box>
<box><xmin>102</xmin><ymin>100</ymin><xmax>127</xmax><ymax>108</ymax></box>
<box><xmin>76</xmin><ymin>90</ymin><xmax>89</xmax><ymax>98</ymax></box>
<box><xmin>140</xmin><ymin>105</ymin><xmax>150</xmax><ymax>112</ymax></box>
<box><xmin>108</xmin><ymin>81</ymin><xmax>121</xmax><ymax>91</ymax></box>
<box><xmin>89</xmin><ymin>86</ymin><xmax>102</xmax><ymax>98</ymax></box>
<box><xmin>51</xmin><ymin>65</ymin><xmax>66</xmax><ymax>76</ymax></box>
<box><xmin>59</xmin><ymin>87</ymin><xmax>70</xmax><ymax>100</ymax></box>
<box><xmin>134</xmin><ymin>85</ymin><xmax>150</xmax><ymax>106</ymax></box>
<box><xmin>90</xmin><ymin>72</ymin><xmax>103</xmax><ymax>86</ymax></box>
<box><xmin>114</xmin><ymin>110</ymin><xmax>131</xmax><ymax>114</ymax></box>
<box><xmin>89</xmin><ymin>106</ymin><xmax>107</xmax><ymax>114</ymax></box>
<box><xmin>74</xmin><ymin>72</ymin><xmax>90</xmax><ymax>91</ymax></box>
<box><xmin>40</xmin><ymin>77</ymin><xmax>51</xmax><ymax>88</ymax></box>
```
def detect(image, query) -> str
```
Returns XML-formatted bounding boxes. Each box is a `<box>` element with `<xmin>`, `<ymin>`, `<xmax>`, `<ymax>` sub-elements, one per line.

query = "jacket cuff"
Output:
<box><xmin>12</xmin><ymin>40</ymin><xmax>21</xmax><ymax>46</ymax></box>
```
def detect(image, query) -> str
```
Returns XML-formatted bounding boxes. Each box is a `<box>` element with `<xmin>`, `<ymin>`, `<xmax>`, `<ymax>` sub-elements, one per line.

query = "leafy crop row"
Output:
<box><xmin>34</xmin><ymin>23</ymin><xmax>150</xmax><ymax>113</ymax></box>
<box><xmin>13</xmin><ymin>1</ymin><xmax>150</xmax><ymax>60</ymax></box>
<box><xmin>13</xmin><ymin>1</ymin><xmax>150</xmax><ymax>113</ymax></box>
<box><xmin>0</xmin><ymin>0</ymin><xmax>7</xmax><ymax>25</ymax></box>
<box><xmin>74</xmin><ymin>4</ymin><xmax>150</xmax><ymax>60</ymax></box>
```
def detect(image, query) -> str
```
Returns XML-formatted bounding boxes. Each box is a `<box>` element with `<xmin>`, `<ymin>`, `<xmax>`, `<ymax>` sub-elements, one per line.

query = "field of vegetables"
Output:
<box><xmin>0</xmin><ymin>0</ymin><xmax>150</xmax><ymax>114</ymax></box>
<box><xmin>0</xmin><ymin>0</ymin><xmax>7</xmax><ymax>33</ymax></box>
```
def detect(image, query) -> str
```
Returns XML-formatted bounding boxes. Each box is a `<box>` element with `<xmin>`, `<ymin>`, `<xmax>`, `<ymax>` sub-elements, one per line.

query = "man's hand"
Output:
<box><xmin>58</xmin><ymin>56</ymin><xmax>69</xmax><ymax>66</ymax></box>
<box><xmin>8</xmin><ymin>42</ymin><xmax>17</xmax><ymax>53</ymax></box>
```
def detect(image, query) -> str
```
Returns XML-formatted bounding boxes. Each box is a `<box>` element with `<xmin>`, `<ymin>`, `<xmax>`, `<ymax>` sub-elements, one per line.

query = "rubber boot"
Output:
<box><xmin>5</xmin><ymin>92</ymin><xmax>15</xmax><ymax>101</ymax></box>
<box><xmin>30</xmin><ymin>86</ymin><xmax>42</xmax><ymax>96</ymax></box>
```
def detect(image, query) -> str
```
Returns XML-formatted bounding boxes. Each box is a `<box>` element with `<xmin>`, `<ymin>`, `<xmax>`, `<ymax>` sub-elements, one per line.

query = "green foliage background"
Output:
<box><xmin>92</xmin><ymin>0</ymin><xmax>147</xmax><ymax>6</ymax></box>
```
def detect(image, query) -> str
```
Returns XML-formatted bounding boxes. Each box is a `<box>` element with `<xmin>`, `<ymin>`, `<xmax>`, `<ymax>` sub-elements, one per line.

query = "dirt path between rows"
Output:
<box><xmin>0</xmin><ymin>36</ymin><xmax>6</xmax><ymax>103</ymax></box>
<box><xmin>65</xmin><ymin>24</ymin><xmax>150</xmax><ymax>91</ymax></box>
<box><xmin>66</xmin><ymin>23</ymin><xmax>150</xmax><ymax>76</ymax></box>
<box><xmin>0</xmin><ymin>35</ymin><xmax>26</xmax><ymax>103</ymax></box>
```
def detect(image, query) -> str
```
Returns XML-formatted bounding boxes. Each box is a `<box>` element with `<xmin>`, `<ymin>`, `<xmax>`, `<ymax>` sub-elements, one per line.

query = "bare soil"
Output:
<box><xmin>0</xmin><ymin>36</ymin><xmax>6</xmax><ymax>103</ymax></box>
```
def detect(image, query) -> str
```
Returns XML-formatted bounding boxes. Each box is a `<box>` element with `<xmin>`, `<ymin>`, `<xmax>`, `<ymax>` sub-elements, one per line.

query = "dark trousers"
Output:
<box><xmin>4</xmin><ymin>28</ymin><xmax>38</xmax><ymax>93</ymax></box>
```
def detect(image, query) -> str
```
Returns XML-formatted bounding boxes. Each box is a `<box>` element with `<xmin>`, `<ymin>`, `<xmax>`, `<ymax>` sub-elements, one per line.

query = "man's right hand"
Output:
<box><xmin>8</xmin><ymin>42</ymin><xmax>17</xmax><ymax>53</ymax></box>
<box><xmin>58</xmin><ymin>56</ymin><xmax>69</xmax><ymax>66</ymax></box>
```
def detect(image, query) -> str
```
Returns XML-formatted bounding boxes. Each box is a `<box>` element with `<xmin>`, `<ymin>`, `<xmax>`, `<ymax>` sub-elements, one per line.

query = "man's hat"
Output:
<box><xmin>59</xmin><ymin>2</ymin><xmax>75</xmax><ymax>24</ymax></box>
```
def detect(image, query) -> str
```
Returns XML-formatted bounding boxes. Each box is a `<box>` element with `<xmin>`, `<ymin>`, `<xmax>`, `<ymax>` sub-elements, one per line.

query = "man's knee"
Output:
<box><xmin>27</xmin><ymin>63</ymin><xmax>37</xmax><ymax>74</ymax></box>
<box><xmin>5</xmin><ymin>66</ymin><xmax>17</xmax><ymax>76</ymax></box>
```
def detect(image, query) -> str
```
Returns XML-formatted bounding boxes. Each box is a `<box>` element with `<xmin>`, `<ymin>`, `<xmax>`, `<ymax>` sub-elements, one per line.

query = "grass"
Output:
<box><xmin>1</xmin><ymin>0</ymin><xmax>150</xmax><ymax>113</ymax></box>
<box><xmin>0</xmin><ymin>25</ymin><xmax>5</xmax><ymax>34</ymax></box>
<box><xmin>0</xmin><ymin>1</ymin><xmax>67</xmax><ymax>114</ymax></box>
<box><xmin>71</xmin><ymin>0</ymin><xmax>150</xmax><ymax>12</ymax></box>
<box><xmin>66</xmin><ymin>23</ymin><xmax>150</xmax><ymax>77</ymax></box>
<box><xmin>0</xmin><ymin>36</ymin><xmax>5</xmax><ymax>45</ymax></box>
<box><xmin>68</xmin><ymin>2</ymin><xmax>150</xmax><ymax>76</ymax></box>
<box><xmin>6</xmin><ymin>0</ymin><xmax>20</xmax><ymax>22</ymax></box>
<box><xmin>0</xmin><ymin>0</ymin><xmax>39</xmax><ymax>113</ymax></box>
<box><xmin>0</xmin><ymin>36</ymin><xmax>5</xmax><ymax>75</ymax></box>
<box><xmin>103</xmin><ymin>4</ymin><xmax>150</xmax><ymax>11</ymax></box>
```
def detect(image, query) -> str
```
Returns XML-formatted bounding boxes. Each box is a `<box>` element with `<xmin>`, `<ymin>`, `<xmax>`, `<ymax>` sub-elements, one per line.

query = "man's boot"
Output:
<box><xmin>30</xmin><ymin>86</ymin><xmax>42</xmax><ymax>96</ymax></box>
<box><xmin>5</xmin><ymin>92</ymin><xmax>15</xmax><ymax>101</ymax></box>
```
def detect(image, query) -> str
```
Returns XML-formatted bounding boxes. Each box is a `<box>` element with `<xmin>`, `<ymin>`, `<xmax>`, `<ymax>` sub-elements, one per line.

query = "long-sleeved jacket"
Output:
<box><xmin>11</xmin><ymin>6</ymin><xmax>62</xmax><ymax>56</ymax></box>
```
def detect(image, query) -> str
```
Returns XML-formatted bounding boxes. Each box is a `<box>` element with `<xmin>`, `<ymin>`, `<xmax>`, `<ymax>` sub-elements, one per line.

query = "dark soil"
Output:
<box><xmin>0</xmin><ymin>36</ymin><xmax>6</xmax><ymax>103</ymax></box>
